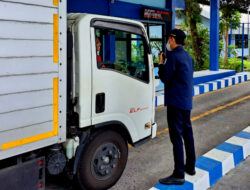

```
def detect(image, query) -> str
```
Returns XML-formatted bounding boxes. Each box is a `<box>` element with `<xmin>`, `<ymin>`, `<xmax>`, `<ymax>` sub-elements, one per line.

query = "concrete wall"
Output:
<box><xmin>175</xmin><ymin>13</ymin><xmax>210</xmax><ymax>28</ymax></box>
<box><xmin>202</xmin><ymin>17</ymin><xmax>210</xmax><ymax>29</ymax></box>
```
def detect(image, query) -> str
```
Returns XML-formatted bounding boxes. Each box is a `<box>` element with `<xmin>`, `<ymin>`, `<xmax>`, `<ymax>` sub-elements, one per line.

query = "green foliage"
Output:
<box><xmin>150</xmin><ymin>39</ymin><xmax>162</xmax><ymax>52</ymax></box>
<box><xmin>150</xmin><ymin>40</ymin><xmax>162</xmax><ymax>63</ymax></box>
<box><xmin>184</xmin><ymin>0</ymin><xmax>202</xmax><ymax>23</ymax></box>
<box><xmin>220</xmin><ymin>9</ymin><xmax>241</xmax><ymax>29</ymax></box>
<box><xmin>183</xmin><ymin>0</ymin><xmax>209</xmax><ymax>70</ymax></box>
<box><xmin>228</xmin><ymin>45</ymin><xmax>238</xmax><ymax>57</ymax></box>
<box><xmin>178</xmin><ymin>0</ymin><xmax>244</xmax><ymax>71</ymax></box>
<box><xmin>219</xmin><ymin>9</ymin><xmax>241</xmax><ymax>38</ymax></box>
<box><xmin>245</xmin><ymin>60</ymin><xmax>250</xmax><ymax>69</ymax></box>
<box><xmin>180</xmin><ymin>22</ymin><xmax>210</xmax><ymax>71</ymax></box>
<box><xmin>219</xmin><ymin>37</ymin><xmax>224</xmax><ymax>57</ymax></box>
<box><xmin>131</xmin><ymin>43</ymin><xmax>144</xmax><ymax>63</ymax></box>
<box><xmin>198</xmin><ymin>0</ymin><xmax>249</xmax><ymax>13</ymax></box>
<box><xmin>219</xmin><ymin>8</ymin><xmax>241</xmax><ymax>65</ymax></box>
<box><xmin>219</xmin><ymin>57</ymin><xmax>250</xmax><ymax>72</ymax></box>
<box><xmin>219</xmin><ymin>43</ymin><xmax>238</xmax><ymax>58</ymax></box>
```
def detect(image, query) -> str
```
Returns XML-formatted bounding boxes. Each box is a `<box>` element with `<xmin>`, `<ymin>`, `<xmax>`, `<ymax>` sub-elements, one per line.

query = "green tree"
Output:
<box><xmin>150</xmin><ymin>40</ymin><xmax>162</xmax><ymax>63</ymax></box>
<box><xmin>187</xmin><ymin>0</ymin><xmax>245</xmax><ymax>67</ymax></box>
<box><xmin>220</xmin><ymin>9</ymin><xmax>241</xmax><ymax>65</ymax></box>
<box><xmin>198</xmin><ymin>0</ymin><xmax>249</xmax><ymax>13</ymax></box>
<box><xmin>180</xmin><ymin>22</ymin><xmax>210</xmax><ymax>70</ymax></box>
<box><xmin>183</xmin><ymin>0</ymin><xmax>205</xmax><ymax>69</ymax></box>
<box><xmin>177</xmin><ymin>0</ymin><xmax>210</xmax><ymax>70</ymax></box>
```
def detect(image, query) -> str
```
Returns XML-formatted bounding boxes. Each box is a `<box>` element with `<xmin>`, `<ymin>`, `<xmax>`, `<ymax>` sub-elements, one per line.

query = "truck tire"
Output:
<box><xmin>76</xmin><ymin>130</ymin><xmax>128</xmax><ymax>190</ymax></box>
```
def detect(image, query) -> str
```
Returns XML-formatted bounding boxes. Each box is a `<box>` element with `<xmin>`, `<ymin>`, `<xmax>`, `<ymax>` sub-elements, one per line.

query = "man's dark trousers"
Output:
<box><xmin>167</xmin><ymin>105</ymin><xmax>196</xmax><ymax>178</ymax></box>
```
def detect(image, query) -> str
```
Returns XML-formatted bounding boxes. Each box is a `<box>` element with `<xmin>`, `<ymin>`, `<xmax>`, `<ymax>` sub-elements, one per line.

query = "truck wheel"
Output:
<box><xmin>76</xmin><ymin>130</ymin><xmax>128</xmax><ymax>190</ymax></box>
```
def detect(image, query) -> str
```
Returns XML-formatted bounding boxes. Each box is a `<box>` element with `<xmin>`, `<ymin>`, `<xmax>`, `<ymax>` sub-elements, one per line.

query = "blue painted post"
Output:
<box><xmin>166</xmin><ymin>0</ymin><xmax>176</xmax><ymax>29</ymax></box>
<box><xmin>104</xmin><ymin>35</ymin><xmax>116</xmax><ymax>62</ymax></box>
<box><xmin>241</xmin><ymin>23</ymin><xmax>244</xmax><ymax>72</ymax></box>
<box><xmin>209</xmin><ymin>0</ymin><xmax>220</xmax><ymax>71</ymax></box>
<box><xmin>171</xmin><ymin>0</ymin><xmax>176</xmax><ymax>29</ymax></box>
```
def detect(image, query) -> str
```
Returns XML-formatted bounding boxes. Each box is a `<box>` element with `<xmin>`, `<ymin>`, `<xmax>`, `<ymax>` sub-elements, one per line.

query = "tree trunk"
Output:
<box><xmin>185</xmin><ymin>0</ymin><xmax>203</xmax><ymax>69</ymax></box>
<box><xmin>223</xmin><ymin>25</ymin><xmax>229</xmax><ymax>66</ymax></box>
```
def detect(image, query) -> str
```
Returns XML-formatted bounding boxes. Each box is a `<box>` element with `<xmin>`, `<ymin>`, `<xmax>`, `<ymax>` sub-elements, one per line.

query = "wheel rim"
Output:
<box><xmin>91</xmin><ymin>142</ymin><xmax>120</xmax><ymax>180</ymax></box>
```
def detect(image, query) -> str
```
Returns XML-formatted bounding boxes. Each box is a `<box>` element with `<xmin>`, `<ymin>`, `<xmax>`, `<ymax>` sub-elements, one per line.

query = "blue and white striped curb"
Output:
<box><xmin>149</xmin><ymin>126</ymin><xmax>250</xmax><ymax>190</ymax></box>
<box><xmin>155</xmin><ymin>72</ymin><xmax>250</xmax><ymax>107</ymax></box>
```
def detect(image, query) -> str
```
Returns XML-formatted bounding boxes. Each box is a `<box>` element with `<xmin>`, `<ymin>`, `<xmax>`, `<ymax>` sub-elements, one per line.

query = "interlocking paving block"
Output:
<box><xmin>226</xmin><ymin>136</ymin><xmax>250</xmax><ymax>159</ymax></box>
<box><xmin>149</xmin><ymin>187</ymin><xmax>160</xmax><ymax>190</ymax></box>
<box><xmin>216</xmin><ymin>142</ymin><xmax>244</xmax><ymax>167</ymax></box>
<box><xmin>243</xmin><ymin>126</ymin><xmax>250</xmax><ymax>133</ymax></box>
<box><xmin>195</xmin><ymin>156</ymin><xmax>222</xmax><ymax>186</ymax></box>
<box><xmin>199</xmin><ymin>85</ymin><xmax>205</xmax><ymax>94</ymax></box>
<box><xmin>203</xmin><ymin>149</ymin><xmax>234</xmax><ymax>175</ymax></box>
<box><xmin>235</xmin><ymin>131</ymin><xmax>250</xmax><ymax>140</ymax></box>
<box><xmin>193</xmin><ymin>86</ymin><xmax>199</xmax><ymax>96</ymax></box>
<box><xmin>185</xmin><ymin>168</ymin><xmax>210</xmax><ymax>190</ymax></box>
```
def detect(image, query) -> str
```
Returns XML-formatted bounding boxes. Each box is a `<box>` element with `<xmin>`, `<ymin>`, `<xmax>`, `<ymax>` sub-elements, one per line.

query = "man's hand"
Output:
<box><xmin>158</xmin><ymin>52</ymin><xmax>164</xmax><ymax>65</ymax></box>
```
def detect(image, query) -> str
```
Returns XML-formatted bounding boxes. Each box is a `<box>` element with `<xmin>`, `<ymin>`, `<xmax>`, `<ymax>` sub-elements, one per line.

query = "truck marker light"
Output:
<box><xmin>145</xmin><ymin>122</ymin><xmax>151</xmax><ymax>129</ymax></box>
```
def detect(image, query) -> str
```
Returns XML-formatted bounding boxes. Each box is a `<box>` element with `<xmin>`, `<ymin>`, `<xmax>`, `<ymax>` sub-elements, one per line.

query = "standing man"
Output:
<box><xmin>158</xmin><ymin>29</ymin><xmax>196</xmax><ymax>185</ymax></box>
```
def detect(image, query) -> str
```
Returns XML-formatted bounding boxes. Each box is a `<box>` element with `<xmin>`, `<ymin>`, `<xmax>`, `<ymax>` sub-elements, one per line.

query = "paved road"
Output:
<box><xmin>47</xmin><ymin>81</ymin><xmax>250</xmax><ymax>190</ymax></box>
<box><xmin>211</xmin><ymin>155</ymin><xmax>250</xmax><ymax>190</ymax></box>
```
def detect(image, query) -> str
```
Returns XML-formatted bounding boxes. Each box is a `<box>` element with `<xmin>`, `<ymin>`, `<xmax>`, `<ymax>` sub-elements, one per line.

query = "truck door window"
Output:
<box><xmin>95</xmin><ymin>28</ymin><xmax>149</xmax><ymax>83</ymax></box>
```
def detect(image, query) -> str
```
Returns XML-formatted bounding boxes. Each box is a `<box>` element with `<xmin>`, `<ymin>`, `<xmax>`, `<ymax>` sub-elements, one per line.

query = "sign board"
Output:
<box><xmin>142</xmin><ymin>8</ymin><xmax>171</xmax><ymax>21</ymax></box>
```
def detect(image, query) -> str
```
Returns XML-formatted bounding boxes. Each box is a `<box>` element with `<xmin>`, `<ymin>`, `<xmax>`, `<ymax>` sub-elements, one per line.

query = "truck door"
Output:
<box><xmin>90</xmin><ymin>20</ymin><xmax>154</xmax><ymax>142</ymax></box>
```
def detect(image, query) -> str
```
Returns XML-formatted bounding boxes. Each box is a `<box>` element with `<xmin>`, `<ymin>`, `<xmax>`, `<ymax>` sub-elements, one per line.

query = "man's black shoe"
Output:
<box><xmin>185</xmin><ymin>168</ymin><xmax>196</xmax><ymax>176</ymax></box>
<box><xmin>159</xmin><ymin>174</ymin><xmax>185</xmax><ymax>185</ymax></box>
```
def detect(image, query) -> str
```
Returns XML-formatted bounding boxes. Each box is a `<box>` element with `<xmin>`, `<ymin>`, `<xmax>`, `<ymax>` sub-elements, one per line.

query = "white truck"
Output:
<box><xmin>0</xmin><ymin>1</ymin><xmax>157</xmax><ymax>190</ymax></box>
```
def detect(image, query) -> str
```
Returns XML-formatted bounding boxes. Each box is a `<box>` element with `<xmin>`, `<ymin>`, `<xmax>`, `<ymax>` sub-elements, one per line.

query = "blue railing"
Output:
<box><xmin>229</xmin><ymin>22</ymin><xmax>250</xmax><ymax>72</ymax></box>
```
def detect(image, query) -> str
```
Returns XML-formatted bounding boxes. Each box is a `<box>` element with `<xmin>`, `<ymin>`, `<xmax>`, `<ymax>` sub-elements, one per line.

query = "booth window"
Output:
<box><xmin>145</xmin><ymin>24</ymin><xmax>164</xmax><ymax>64</ymax></box>
<box><xmin>235</xmin><ymin>34</ymin><xmax>248</xmax><ymax>48</ymax></box>
<box><xmin>95</xmin><ymin>28</ymin><xmax>149</xmax><ymax>83</ymax></box>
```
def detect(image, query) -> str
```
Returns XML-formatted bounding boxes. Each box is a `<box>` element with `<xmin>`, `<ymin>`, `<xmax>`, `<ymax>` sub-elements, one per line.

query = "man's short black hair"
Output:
<box><xmin>167</xmin><ymin>29</ymin><xmax>186</xmax><ymax>45</ymax></box>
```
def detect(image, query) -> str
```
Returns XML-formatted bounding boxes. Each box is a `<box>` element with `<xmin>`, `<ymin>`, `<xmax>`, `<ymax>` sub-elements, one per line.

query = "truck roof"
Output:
<box><xmin>67</xmin><ymin>13</ymin><xmax>145</xmax><ymax>29</ymax></box>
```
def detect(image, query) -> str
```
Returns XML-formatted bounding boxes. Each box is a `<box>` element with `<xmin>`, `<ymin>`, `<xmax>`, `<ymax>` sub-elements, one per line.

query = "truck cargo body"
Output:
<box><xmin>0</xmin><ymin>0</ymin><xmax>67</xmax><ymax>160</ymax></box>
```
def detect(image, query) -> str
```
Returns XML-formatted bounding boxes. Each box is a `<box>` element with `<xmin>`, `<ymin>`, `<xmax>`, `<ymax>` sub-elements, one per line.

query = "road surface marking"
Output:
<box><xmin>155</xmin><ymin>94</ymin><xmax>250</xmax><ymax>137</ymax></box>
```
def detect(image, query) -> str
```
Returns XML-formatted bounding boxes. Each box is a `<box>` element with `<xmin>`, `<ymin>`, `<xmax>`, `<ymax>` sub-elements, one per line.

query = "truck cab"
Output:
<box><xmin>66</xmin><ymin>14</ymin><xmax>157</xmax><ymax>189</ymax></box>
<box><xmin>68</xmin><ymin>14</ymin><xmax>156</xmax><ymax>141</ymax></box>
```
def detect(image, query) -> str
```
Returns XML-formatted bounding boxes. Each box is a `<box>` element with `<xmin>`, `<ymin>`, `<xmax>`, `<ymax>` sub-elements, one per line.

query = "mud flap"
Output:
<box><xmin>0</xmin><ymin>157</ymin><xmax>45</xmax><ymax>190</ymax></box>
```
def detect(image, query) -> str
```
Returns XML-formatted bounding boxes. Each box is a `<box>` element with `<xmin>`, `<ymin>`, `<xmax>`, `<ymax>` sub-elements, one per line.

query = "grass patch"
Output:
<box><xmin>219</xmin><ymin>58</ymin><xmax>250</xmax><ymax>72</ymax></box>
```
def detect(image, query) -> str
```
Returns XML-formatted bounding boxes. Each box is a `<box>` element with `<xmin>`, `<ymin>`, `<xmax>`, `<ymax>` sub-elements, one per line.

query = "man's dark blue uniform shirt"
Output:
<box><xmin>158</xmin><ymin>46</ymin><xmax>194</xmax><ymax>110</ymax></box>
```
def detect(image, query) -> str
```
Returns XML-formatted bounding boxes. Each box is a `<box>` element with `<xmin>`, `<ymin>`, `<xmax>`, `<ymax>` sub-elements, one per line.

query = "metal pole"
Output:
<box><xmin>248</xmin><ymin>7</ymin><xmax>250</xmax><ymax>58</ymax></box>
<box><xmin>241</xmin><ymin>23</ymin><xmax>244</xmax><ymax>72</ymax></box>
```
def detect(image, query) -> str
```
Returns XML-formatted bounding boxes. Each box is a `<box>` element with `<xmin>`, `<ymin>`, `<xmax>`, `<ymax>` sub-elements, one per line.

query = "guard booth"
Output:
<box><xmin>67</xmin><ymin>0</ymin><xmax>185</xmax><ymax>64</ymax></box>
<box><xmin>68</xmin><ymin>0</ymin><xmax>237</xmax><ymax>90</ymax></box>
